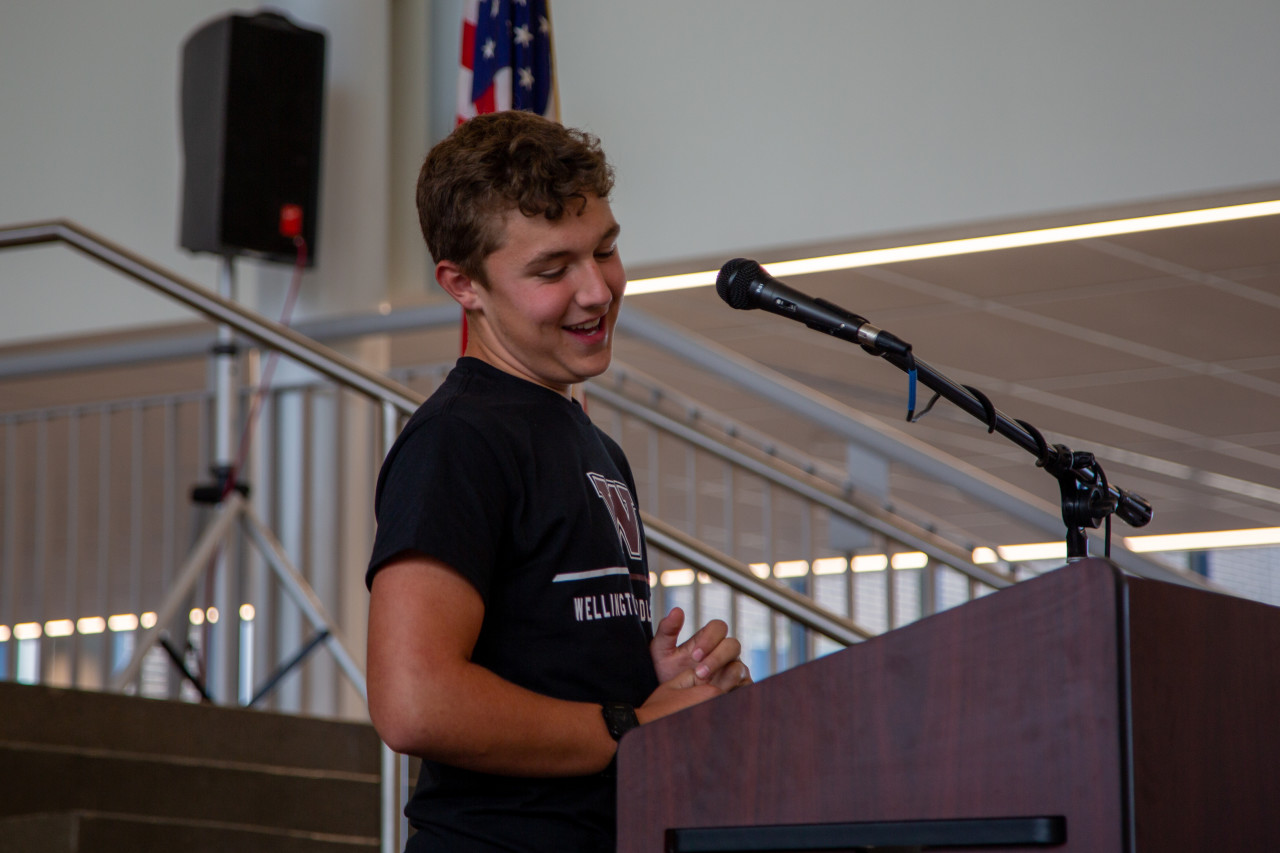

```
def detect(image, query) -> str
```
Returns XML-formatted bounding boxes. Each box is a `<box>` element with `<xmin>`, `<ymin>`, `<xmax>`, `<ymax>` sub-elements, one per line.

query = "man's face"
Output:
<box><xmin>462</xmin><ymin>194</ymin><xmax>625</xmax><ymax>396</ymax></box>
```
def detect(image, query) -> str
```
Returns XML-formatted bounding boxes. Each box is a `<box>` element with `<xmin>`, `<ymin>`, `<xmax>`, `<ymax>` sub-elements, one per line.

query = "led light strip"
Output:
<box><xmin>1124</xmin><ymin>527</ymin><xmax>1280</xmax><ymax>553</ymax></box>
<box><xmin>970</xmin><ymin>526</ymin><xmax>1280</xmax><ymax>563</ymax></box>
<box><xmin>627</xmin><ymin>199</ymin><xmax>1280</xmax><ymax>296</ymax></box>
<box><xmin>0</xmin><ymin>606</ymin><xmax>261</xmax><ymax>642</ymax></box>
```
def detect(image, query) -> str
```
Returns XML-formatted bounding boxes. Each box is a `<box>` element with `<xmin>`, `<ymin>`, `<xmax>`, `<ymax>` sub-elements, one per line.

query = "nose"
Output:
<box><xmin>575</xmin><ymin>260</ymin><xmax>614</xmax><ymax>310</ymax></box>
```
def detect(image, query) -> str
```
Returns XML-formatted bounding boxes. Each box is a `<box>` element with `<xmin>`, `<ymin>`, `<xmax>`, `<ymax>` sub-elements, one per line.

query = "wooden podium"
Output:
<box><xmin>617</xmin><ymin>559</ymin><xmax>1280</xmax><ymax>851</ymax></box>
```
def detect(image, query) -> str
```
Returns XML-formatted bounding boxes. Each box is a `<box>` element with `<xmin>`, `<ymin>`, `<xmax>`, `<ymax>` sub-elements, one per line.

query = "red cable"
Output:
<box><xmin>220</xmin><ymin>236</ymin><xmax>307</xmax><ymax>500</ymax></box>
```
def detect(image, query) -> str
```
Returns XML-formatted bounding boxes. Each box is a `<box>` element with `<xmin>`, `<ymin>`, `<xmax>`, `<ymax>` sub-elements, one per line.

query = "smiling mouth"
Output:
<box><xmin>564</xmin><ymin>317</ymin><xmax>604</xmax><ymax>333</ymax></box>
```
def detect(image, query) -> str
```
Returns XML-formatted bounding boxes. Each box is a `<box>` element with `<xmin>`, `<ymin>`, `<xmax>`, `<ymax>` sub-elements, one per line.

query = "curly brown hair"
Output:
<box><xmin>416</xmin><ymin>111</ymin><xmax>615</xmax><ymax>284</ymax></box>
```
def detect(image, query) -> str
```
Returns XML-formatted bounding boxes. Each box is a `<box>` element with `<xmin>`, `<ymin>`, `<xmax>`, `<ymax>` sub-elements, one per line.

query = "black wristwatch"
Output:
<box><xmin>601</xmin><ymin>702</ymin><xmax>640</xmax><ymax>741</ymax></box>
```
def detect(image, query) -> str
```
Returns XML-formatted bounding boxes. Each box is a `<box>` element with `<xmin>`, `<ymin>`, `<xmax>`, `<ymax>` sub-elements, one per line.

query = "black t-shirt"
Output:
<box><xmin>367</xmin><ymin>358</ymin><xmax>658</xmax><ymax>852</ymax></box>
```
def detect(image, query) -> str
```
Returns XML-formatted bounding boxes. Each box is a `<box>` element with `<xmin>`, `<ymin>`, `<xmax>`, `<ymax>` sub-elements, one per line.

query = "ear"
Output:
<box><xmin>435</xmin><ymin>260</ymin><xmax>485</xmax><ymax>311</ymax></box>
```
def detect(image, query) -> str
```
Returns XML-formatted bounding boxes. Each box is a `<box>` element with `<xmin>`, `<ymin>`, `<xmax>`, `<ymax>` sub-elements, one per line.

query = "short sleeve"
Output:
<box><xmin>365</xmin><ymin>412</ymin><xmax>512</xmax><ymax>600</ymax></box>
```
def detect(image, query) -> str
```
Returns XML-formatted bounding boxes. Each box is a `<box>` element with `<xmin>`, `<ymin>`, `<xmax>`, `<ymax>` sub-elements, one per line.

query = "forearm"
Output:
<box><xmin>370</xmin><ymin>658</ymin><xmax>617</xmax><ymax>777</ymax></box>
<box><xmin>367</xmin><ymin>557</ymin><xmax>723</xmax><ymax>777</ymax></box>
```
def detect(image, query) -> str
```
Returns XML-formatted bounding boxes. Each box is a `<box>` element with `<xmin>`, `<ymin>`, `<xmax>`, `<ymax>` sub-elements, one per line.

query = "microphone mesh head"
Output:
<box><xmin>716</xmin><ymin>258</ymin><xmax>761</xmax><ymax>310</ymax></box>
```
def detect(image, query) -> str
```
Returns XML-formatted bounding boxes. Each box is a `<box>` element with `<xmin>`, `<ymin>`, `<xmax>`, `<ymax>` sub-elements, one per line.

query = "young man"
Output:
<box><xmin>365</xmin><ymin>111</ymin><xmax>751</xmax><ymax>852</ymax></box>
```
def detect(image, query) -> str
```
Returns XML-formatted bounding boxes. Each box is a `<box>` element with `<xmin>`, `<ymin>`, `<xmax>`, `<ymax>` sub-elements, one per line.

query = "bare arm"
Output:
<box><xmin>367</xmin><ymin>554</ymin><xmax>729</xmax><ymax>777</ymax></box>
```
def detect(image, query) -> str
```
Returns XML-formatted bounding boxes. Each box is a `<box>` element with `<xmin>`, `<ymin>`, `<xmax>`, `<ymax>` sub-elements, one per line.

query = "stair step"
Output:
<box><xmin>0</xmin><ymin>681</ymin><xmax>386</xmax><ymax>839</ymax></box>
<box><xmin>0</xmin><ymin>681</ymin><xmax>380</xmax><ymax>775</ymax></box>
<box><xmin>0</xmin><ymin>742</ymin><xmax>379</xmax><ymax>837</ymax></box>
<box><xmin>0</xmin><ymin>811</ymin><xmax>377</xmax><ymax>853</ymax></box>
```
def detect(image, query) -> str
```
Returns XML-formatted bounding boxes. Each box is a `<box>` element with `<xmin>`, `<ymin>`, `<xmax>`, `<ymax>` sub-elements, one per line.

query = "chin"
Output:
<box><xmin>585</xmin><ymin>353</ymin><xmax>614</xmax><ymax>379</ymax></box>
<box><xmin>566</xmin><ymin>349</ymin><xmax>612</xmax><ymax>379</ymax></box>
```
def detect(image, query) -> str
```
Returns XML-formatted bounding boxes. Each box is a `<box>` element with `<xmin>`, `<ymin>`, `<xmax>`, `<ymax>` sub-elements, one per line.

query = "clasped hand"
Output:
<box><xmin>636</xmin><ymin>607</ymin><xmax>752</xmax><ymax>725</ymax></box>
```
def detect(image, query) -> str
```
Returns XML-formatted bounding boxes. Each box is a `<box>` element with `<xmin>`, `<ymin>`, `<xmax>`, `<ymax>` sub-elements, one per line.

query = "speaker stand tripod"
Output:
<box><xmin>110</xmin><ymin>257</ymin><xmax>365</xmax><ymax>706</ymax></box>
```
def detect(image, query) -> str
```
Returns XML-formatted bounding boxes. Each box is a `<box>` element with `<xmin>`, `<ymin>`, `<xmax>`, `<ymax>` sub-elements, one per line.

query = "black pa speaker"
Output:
<box><xmin>179</xmin><ymin>11</ymin><xmax>326</xmax><ymax>266</ymax></box>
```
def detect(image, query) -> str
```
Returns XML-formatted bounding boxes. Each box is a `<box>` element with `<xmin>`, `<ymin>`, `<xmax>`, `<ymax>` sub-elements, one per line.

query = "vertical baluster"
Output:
<box><xmin>923</xmin><ymin>555</ymin><xmax>937</xmax><ymax>619</ymax></box>
<box><xmin>248</xmin><ymin>376</ymin><xmax>275</xmax><ymax>708</ymax></box>
<box><xmin>307</xmin><ymin>385</ymin><xmax>339</xmax><ymax>717</ymax></box>
<box><xmin>886</xmin><ymin>543</ymin><xmax>898</xmax><ymax>632</ymax></box>
<box><xmin>2</xmin><ymin>418</ymin><xmax>15</xmax><ymax>679</ymax></box>
<box><xmin>237</xmin><ymin>362</ymin><xmax>260</xmax><ymax>707</ymax></box>
<box><xmin>762</xmin><ymin>480</ymin><xmax>776</xmax><ymax>677</ymax></box>
<box><xmin>162</xmin><ymin>397</ymin><xmax>180</xmax><ymax>698</ymax></box>
<box><xmin>799</xmin><ymin>500</ymin><xmax>813</xmax><ymax>664</ymax></box>
<box><xmin>98</xmin><ymin>406</ymin><xmax>120</xmax><ymax>689</ymax></box>
<box><xmin>723</xmin><ymin>462</ymin><xmax>738</xmax><ymax>638</ymax></box>
<box><xmin>269</xmin><ymin>380</ymin><xmax>297</xmax><ymax>710</ymax></box>
<box><xmin>162</xmin><ymin>398</ymin><xmax>177</xmax><ymax>639</ymax></box>
<box><xmin>210</xmin><ymin>384</ymin><xmax>240</xmax><ymax>707</ymax></box>
<box><xmin>279</xmin><ymin>379</ymin><xmax>309</xmax><ymax>694</ymax></box>
<box><xmin>646</xmin><ymin>420</ymin><xmax>665</xmax><ymax>628</ymax></box>
<box><xmin>846</xmin><ymin>537</ymin><xmax>857</xmax><ymax>642</ymax></box>
<box><xmin>130</xmin><ymin>403</ymin><xmax>144</xmax><ymax>673</ymax></box>
<box><xmin>685</xmin><ymin>443</ymin><xmax>700</xmax><ymax>631</ymax></box>
<box><xmin>33</xmin><ymin>413</ymin><xmax>48</xmax><ymax>684</ymax></box>
<box><xmin>65</xmin><ymin>410</ymin><xmax>80</xmax><ymax>687</ymax></box>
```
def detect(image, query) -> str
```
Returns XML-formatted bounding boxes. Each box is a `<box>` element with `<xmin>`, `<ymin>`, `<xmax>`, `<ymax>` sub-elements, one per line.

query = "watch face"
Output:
<box><xmin>603</xmin><ymin>702</ymin><xmax>639</xmax><ymax>740</ymax></box>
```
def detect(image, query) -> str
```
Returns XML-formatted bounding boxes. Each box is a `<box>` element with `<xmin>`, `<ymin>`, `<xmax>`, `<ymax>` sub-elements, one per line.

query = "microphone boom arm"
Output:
<box><xmin>714</xmin><ymin>257</ymin><xmax>1153</xmax><ymax>560</ymax></box>
<box><xmin>876</xmin><ymin>347</ymin><xmax>1153</xmax><ymax>557</ymax></box>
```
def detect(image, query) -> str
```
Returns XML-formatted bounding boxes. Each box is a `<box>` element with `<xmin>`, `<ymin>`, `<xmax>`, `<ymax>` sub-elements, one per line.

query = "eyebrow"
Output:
<box><xmin>523</xmin><ymin>223</ymin><xmax>622</xmax><ymax>271</ymax></box>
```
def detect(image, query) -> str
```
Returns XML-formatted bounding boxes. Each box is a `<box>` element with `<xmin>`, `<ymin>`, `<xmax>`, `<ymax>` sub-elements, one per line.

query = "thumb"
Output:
<box><xmin>653</xmin><ymin>606</ymin><xmax>685</xmax><ymax>649</ymax></box>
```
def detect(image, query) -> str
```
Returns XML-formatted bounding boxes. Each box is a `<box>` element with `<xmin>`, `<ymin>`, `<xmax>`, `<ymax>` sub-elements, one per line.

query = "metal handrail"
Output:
<box><xmin>642</xmin><ymin>515</ymin><xmax>870</xmax><ymax>645</ymax></box>
<box><xmin>0</xmin><ymin>220</ymin><xmax>421</xmax><ymax>412</ymax></box>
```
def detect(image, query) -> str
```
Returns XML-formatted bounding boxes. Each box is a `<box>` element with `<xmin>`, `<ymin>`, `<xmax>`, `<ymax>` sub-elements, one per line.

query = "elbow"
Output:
<box><xmin>370</xmin><ymin>715</ymin><xmax>414</xmax><ymax>756</ymax></box>
<box><xmin>368</xmin><ymin>696</ymin><xmax>432</xmax><ymax>756</ymax></box>
<box><xmin>368</xmin><ymin>692</ymin><xmax>479</xmax><ymax>763</ymax></box>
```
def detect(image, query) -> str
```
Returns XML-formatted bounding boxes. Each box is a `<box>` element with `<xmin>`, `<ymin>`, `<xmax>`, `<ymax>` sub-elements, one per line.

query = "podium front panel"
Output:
<box><xmin>618</xmin><ymin>560</ymin><xmax>1131</xmax><ymax>852</ymax></box>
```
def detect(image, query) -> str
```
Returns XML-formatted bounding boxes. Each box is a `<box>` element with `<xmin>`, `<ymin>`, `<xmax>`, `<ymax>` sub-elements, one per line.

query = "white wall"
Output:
<box><xmin>551</xmin><ymin>0</ymin><xmax>1280</xmax><ymax>266</ymax></box>
<box><xmin>2</xmin><ymin>0</ymin><xmax>1279</xmax><ymax>344</ymax></box>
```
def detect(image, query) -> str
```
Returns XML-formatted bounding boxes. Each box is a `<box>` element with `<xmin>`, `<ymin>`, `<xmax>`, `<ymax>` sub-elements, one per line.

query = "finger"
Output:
<box><xmin>693</xmin><ymin>636</ymin><xmax>741</xmax><ymax>679</ymax></box>
<box><xmin>709</xmin><ymin>661</ymin><xmax>751</xmax><ymax>692</ymax></box>
<box><xmin>683</xmin><ymin>618</ymin><xmax>728</xmax><ymax>663</ymax></box>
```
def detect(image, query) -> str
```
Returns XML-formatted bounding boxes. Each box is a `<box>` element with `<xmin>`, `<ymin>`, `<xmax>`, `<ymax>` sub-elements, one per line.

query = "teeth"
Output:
<box><xmin>567</xmin><ymin>318</ymin><xmax>601</xmax><ymax>332</ymax></box>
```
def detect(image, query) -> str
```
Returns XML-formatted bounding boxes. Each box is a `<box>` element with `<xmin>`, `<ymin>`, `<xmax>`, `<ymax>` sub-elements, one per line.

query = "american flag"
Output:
<box><xmin>457</xmin><ymin>0</ymin><xmax>557</xmax><ymax>124</ymax></box>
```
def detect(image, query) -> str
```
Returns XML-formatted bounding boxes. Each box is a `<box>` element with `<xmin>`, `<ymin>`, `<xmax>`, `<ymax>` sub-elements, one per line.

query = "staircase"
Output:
<box><xmin>0</xmin><ymin>680</ymin><xmax>382</xmax><ymax>852</ymax></box>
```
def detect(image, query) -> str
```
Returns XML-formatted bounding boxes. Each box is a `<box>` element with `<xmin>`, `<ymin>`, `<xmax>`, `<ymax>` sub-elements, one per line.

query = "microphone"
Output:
<box><xmin>715</xmin><ymin>258</ymin><xmax>912</xmax><ymax>357</ymax></box>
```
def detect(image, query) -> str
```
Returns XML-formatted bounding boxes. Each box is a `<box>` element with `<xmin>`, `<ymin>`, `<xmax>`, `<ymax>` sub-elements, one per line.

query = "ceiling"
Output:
<box><xmin>611</xmin><ymin>184</ymin><xmax>1280</xmax><ymax>552</ymax></box>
